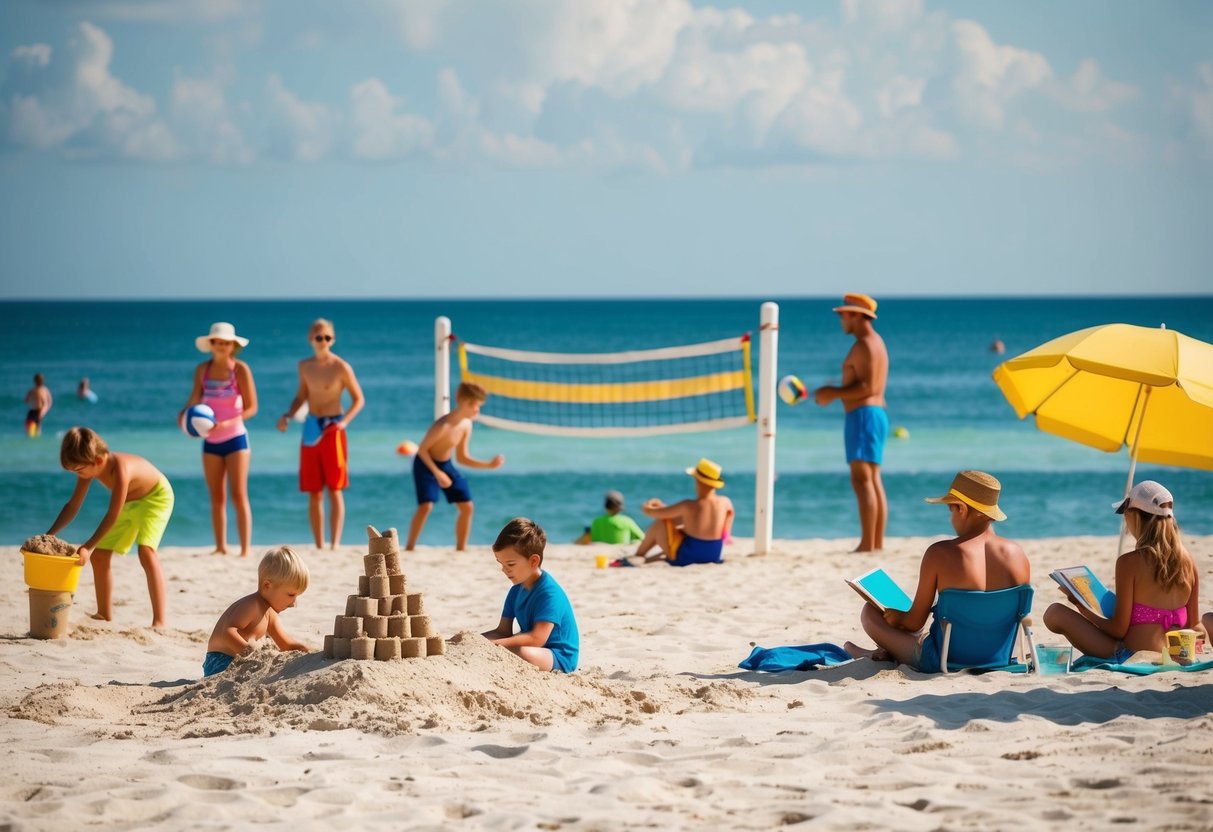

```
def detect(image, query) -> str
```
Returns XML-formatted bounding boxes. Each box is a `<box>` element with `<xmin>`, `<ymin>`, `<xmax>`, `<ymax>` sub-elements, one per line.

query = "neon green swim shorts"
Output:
<box><xmin>97</xmin><ymin>477</ymin><xmax>174</xmax><ymax>554</ymax></box>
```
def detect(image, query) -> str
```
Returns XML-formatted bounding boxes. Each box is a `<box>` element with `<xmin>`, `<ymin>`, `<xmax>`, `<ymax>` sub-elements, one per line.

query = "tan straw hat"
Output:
<box><xmin>832</xmin><ymin>293</ymin><xmax>878</xmax><ymax>319</ymax></box>
<box><xmin>686</xmin><ymin>458</ymin><xmax>725</xmax><ymax>489</ymax></box>
<box><xmin>924</xmin><ymin>470</ymin><xmax>1006</xmax><ymax>521</ymax></box>
<box><xmin>195</xmin><ymin>321</ymin><xmax>249</xmax><ymax>353</ymax></box>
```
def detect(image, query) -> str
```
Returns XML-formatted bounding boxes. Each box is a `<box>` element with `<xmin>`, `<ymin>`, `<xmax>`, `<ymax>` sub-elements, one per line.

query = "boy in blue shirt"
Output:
<box><xmin>482</xmin><ymin>517</ymin><xmax>579</xmax><ymax>673</ymax></box>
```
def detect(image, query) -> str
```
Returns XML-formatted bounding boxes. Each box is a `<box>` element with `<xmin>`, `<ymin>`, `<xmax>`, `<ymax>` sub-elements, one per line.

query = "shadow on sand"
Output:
<box><xmin>868</xmin><ymin>683</ymin><xmax>1213</xmax><ymax>728</ymax></box>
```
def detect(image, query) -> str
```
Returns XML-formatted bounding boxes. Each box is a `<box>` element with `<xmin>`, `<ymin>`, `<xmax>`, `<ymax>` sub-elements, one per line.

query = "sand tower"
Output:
<box><xmin>322</xmin><ymin>526</ymin><xmax>446</xmax><ymax>661</ymax></box>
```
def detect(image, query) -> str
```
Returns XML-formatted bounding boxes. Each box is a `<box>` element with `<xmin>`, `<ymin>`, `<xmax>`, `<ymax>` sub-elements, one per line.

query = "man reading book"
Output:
<box><xmin>844</xmin><ymin>470</ymin><xmax>1031</xmax><ymax>671</ymax></box>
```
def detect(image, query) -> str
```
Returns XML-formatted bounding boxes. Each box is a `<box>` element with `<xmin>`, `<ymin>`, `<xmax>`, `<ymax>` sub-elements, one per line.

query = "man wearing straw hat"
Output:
<box><xmin>844</xmin><ymin>470</ymin><xmax>1031</xmax><ymax>669</ymax></box>
<box><xmin>628</xmin><ymin>459</ymin><xmax>734</xmax><ymax>566</ymax></box>
<box><xmin>814</xmin><ymin>293</ymin><xmax>889</xmax><ymax>552</ymax></box>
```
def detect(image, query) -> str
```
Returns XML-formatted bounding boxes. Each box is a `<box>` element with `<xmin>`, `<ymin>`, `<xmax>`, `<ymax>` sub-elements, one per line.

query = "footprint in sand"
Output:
<box><xmin>255</xmin><ymin>786</ymin><xmax>309</xmax><ymax>807</ymax></box>
<box><xmin>471</xmin><ymin>744</ymin><xmax>529</xmax><ymax>758</ymax></box>
<box><xmin>177</xmin><ymin>774</ymin><xmax>240</xmax><ymax>791</ymax></box>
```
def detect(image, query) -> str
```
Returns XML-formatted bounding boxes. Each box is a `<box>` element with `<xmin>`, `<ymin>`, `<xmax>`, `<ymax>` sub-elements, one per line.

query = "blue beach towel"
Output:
<box><xmin>1070</xmin><ymin>656</ymin><xmax>1213</xmax><ymax>676</ymax></box>
<box><xmin>739</xmin><ymin>643</ymin><xmax>852</xmax><ymax>672</ymax></box>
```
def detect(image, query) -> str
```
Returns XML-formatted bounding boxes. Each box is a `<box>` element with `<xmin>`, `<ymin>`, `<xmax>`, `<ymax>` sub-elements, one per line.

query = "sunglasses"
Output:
<box><xmin>210</xmin><ymin>339</ymin><xmax>235</xmax><ymax>346</ymax></box>
<box><xmin>313</xmin><ymin>334</ymin><xmax>333</xmax><ymax>343</ymax></box>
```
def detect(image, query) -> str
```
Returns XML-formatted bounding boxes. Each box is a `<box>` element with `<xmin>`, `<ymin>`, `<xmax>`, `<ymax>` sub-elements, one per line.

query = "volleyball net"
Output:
<box><xmin>455</xmin><ymin>334</ymin><xmax>756</xmax><ymax>437</ymax></box>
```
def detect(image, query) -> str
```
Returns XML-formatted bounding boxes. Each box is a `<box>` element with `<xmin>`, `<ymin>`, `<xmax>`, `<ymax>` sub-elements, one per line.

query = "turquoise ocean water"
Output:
<box><xmin>2</xmin><ymin>297</ymin><xmax>1211</xmax><ymax>548</ymax></box>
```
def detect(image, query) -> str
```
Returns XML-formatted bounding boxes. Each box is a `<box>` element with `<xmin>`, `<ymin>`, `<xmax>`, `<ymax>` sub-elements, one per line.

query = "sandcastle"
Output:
<box><xmin>322</xmin><ymin>525</ymin><xmax>446</xmax><ymax>662</ymax></box>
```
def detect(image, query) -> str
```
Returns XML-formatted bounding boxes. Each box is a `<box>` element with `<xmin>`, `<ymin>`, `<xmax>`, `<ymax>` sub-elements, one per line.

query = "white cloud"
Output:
<box><xmin>2</xmin><ymin>3</ymin><xmax>1182</xmax><ymax>171</ymax></box>
<box><xmin>2</xmin><ymin>22</ymin><xmax>177</xmax><ymax>158</ymax></box>
<box><xmin>349</xmin><ymin>78</ymin><xmax>434</xmax><ymax>160</ymax></box>
<box><xmin>398</xmin><ymin>0</ymin><xmax>692</xmax><ymax>97</ymax></box>
<box><xmin>1167</xmin><ymin>62</ymin><xmax>1213</xmax><ymax>160</ymax></box>
<box><xmin>265</xmin><ymin>75</ymin><xmax>333</xmax><ymax>161</ymax></box>
<box><xmin>841</xmin><ymin>0</ymin><xmax>924</xmax><ymax>32</ymax></box>
<box><xmin>170</xmin><ymin>75</ymin><xmax>253</xmax><ymax>163</ymax></box>
<box><xmin>11</xmin><ymin>44</ymin><xmax>52</xmax><ymax>68</ymax></box>
<box><xmin>950</xmin><ymin>19</ymin><xmax>1052</xmax><ymax>130</ymax></box>
<box><xmin>1051</xmin><ymin>58</ymin><xmax>1137</xmax><ymax>113</ymax></box>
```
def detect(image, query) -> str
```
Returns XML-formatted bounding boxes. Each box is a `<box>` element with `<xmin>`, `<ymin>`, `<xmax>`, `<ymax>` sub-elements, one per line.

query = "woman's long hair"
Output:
<box><xmin>1130</xmin><ymin>508</ymin><xmax>1194</xmax><ymax>592</ymax></box>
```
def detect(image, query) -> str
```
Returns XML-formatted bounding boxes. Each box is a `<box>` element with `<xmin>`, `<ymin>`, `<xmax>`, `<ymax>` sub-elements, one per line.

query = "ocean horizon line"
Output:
<box><xmin>4</xmin><ymin>293</ymin><xmax>1212</xmax><ymax>304</ymax></box>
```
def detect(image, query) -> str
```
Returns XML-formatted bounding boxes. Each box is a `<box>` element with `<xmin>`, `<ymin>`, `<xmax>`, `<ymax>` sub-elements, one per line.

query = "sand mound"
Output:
<box><xmin>21</xmin><ymin>534</ymin><xmax>76</xmax><ymax>556</ymax></box>
<box><xmin>129</xmin><ymin>632</ymin><xmax>758</xmax><ymax>738</ymax></box>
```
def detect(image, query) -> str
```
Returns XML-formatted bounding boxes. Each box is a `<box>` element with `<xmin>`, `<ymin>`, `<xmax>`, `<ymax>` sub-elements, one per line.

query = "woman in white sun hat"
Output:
<box><xmin>1044</xmin><ymin>480</ymin><xmax>1201</xmax><ymax>663</ymax></box>
<box><xmin>179</xmin><ymin>322</ymin><xmax>259</xmax><ymax>557</ymax></box>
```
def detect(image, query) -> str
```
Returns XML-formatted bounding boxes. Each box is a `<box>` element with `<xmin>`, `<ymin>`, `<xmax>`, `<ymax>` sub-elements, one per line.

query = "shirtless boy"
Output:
<box><xmin>844</xmin><ymin>470</ymin><xmax>1031</xmax><ymax>671</ymax></box>
<box><xmin>277</xmin><ymin>318</ymin><xmax>365</xmax><ymax>550</ymax></box>
<box><xmin>204</xmin><ymin>546</ymin><xmax>310</xmax><ymax>677</ymax></box>
<box><xmin>631</xmin><ymin>458</ymin><xmax>734</xmax><ymax>566</ymax></box>
<box><xmin>813</xmin><ymin>293</ymin><xmax>889</xmax><ymax>552</ymax></box>
<box><xmin>406</xmin><ymin>381</ymin><xmax>504</xmax><ymax>551</ymax></box>
<box><xmin>47</xmin><ymin>427</ymin><xmax>174</xmax><ymax>627</ymax></box>
<box><xmin>24</xmin><ymin>373</ymin><xmax>52</xmax><ymax>437</ymax></box>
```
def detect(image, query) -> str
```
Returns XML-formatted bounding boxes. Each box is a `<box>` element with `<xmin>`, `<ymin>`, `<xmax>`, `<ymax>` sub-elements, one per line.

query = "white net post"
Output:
<box><xmin>435</xmin><ymin>316</ymin><xmax>451</xmax><ymax>419</ymax></box>
<box><xmin>754</xmin><ymin>302</ymin><xmax>778</xmax><ymax>556</ymax></box>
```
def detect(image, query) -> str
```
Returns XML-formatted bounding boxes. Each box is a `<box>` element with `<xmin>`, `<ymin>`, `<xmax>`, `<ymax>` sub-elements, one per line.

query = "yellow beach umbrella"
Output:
<box><xmin>993</xmin><ymin>323</ymin><xmax>1213</xmax><ymax>546</ymax></box>
<box><xmin>993</xmin><ymin>323</ymin><xmax>1213</xmax><ymax>470</ymax></box>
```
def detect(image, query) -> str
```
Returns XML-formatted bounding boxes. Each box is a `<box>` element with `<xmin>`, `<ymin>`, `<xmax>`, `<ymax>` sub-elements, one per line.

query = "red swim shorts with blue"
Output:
<box><xmin>300</xmin><ymin>414</ymin><xmax>348</xmax><ymax>493</ymax></box>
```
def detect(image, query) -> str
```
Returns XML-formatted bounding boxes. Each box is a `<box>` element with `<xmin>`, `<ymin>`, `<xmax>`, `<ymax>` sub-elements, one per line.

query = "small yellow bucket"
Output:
<box><xmin>22</xmin><ymin>549</ymin><xmax>83</xmax><ymax>593</ymax></box>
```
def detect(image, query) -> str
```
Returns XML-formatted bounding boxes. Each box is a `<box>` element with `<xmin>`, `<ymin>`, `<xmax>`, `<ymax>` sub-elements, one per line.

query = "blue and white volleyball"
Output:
<box><xmin>181</xmin><ymin>404</ymin><xmax>216</xmax><ymax>438</ymax></box>
<box><xmin>778</xmin><ymin>374</ymin><xmax>808</xmax><ymax>406</ymax></box>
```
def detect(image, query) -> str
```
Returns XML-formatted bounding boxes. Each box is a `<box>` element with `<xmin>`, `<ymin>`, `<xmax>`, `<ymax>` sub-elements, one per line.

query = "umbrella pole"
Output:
<box><xmin>1117</xmin><ymin>386</ymin><xmax>1151</xmax><ymax>554</ymax></box>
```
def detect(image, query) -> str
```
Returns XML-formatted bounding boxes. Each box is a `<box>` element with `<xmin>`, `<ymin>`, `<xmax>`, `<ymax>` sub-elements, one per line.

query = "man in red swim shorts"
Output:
<box><xmin>277</xmin><ymin>318</ymin><xmax>365</xmax><ymax>550</ymax></box>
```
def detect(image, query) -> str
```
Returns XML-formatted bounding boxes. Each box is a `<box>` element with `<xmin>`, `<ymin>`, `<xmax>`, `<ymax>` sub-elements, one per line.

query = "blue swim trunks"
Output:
<box><xmin>672</xmin><ymin>533</ymin><xmax>723</xmax><ymax>567</ymax></box>
<box><xmin>203</xmin><ymin>651</ymin><xmax>234</xmax><ymax>677</ymax></box>
<box><xmin>844</xmin><ymin>405</ymin><xmax>889</xmax><ymax>465</ymax></box>
<box><xmin>413</xmin><ymin>456</ymin><xmax>472</xmax><ymax>504</ymax></box>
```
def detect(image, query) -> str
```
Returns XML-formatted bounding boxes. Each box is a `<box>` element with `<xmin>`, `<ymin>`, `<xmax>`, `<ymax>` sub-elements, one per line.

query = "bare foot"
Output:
<box><xmin>844</xmin><ymin>640</ymin><xmax>892</xmax><ymax>662</ymax></box>
<box><xmin>89</xmin><ymin>612</ymin><xmax>111</xmax><ymax>622</ymax></box>
<box><xmin>211</xmin><ymin>548</ymin><xmax>228</xmax><ymax>556</ymax></box>
<box><xmin>238</xmin><ymin>550</ymin><xmax>249</xmax><ymax>558</ymax></box>
<box><xmin>151</xmin><ymin>621</ymin><xmax>166</xmax><ymax>629</ymax></box>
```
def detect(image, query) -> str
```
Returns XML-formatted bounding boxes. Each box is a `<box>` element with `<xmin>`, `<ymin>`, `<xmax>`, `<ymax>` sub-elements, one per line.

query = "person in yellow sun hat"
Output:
<box><xmin>626</xmin><ymin>458</ymin><xmax>734</xmax><ymax>566</ymax></box>
<box><xmin>813</xmin><ymin>293</ymin><xmax>889</xmax><ymax>552</ymax></box>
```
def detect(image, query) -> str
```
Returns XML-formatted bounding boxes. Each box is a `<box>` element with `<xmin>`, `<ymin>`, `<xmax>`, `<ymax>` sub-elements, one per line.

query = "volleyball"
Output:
<box><xmin>778</xmin><ymin>374</ymin><xmax>808</xmax><ymax>406</ymax></box>
<box><xmin>396</xmin><ymin>439</ymin><xmax>418</xmax><ymax>456</ymax></box>
<box><xmin>181</xmin><ymin>404</ymin><xmax>216</xmax><ymax>438</ymax></box>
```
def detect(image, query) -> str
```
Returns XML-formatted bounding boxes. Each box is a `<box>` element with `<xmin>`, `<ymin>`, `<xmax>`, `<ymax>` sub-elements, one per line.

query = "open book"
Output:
<box><xmin>846</xmin><ymin>568</ymin><xmax>912</xmax><ymax>613</ymax></box>
<box><xmin>1049</xmin><ymin>565</ymin><xmax>1116</xmax><ymax>617</ymax></box>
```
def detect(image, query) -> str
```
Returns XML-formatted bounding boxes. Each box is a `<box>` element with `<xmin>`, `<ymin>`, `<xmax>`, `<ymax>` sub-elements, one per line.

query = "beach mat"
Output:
<box><xmin>739</xmin><ymin>643</ymin><xmax>852</xmax><ymax>672</ymax></box>
<box><xmin>1070</xmin><ymin>656</ymin><xmax>1213</xmax><ymax>676</ymax></box>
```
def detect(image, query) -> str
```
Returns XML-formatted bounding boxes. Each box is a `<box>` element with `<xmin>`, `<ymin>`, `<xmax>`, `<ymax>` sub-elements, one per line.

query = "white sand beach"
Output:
<box><xmin>2</xmin><ymin>533</ymin><xmax>1211</xmax><ymax>830</ymax></box>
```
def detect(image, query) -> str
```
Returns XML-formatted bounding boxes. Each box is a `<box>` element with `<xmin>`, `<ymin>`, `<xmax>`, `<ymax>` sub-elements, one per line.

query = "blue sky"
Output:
<box><xmin>1</xmin><ymin>0</ymin><xmax>1210</xmax><ymax>299</ymax></box>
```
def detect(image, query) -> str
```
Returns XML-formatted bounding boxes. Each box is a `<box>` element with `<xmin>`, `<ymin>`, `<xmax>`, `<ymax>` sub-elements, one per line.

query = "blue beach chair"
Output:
<box><xmin>927</xmin><ymin>586</ymin><xmax>1036</xmax><ymax>674</ymax></box>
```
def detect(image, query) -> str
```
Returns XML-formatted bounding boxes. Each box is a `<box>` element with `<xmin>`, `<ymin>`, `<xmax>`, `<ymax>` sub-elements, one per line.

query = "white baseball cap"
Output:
<box><xmin>1112</xmin><ymin>480</ymin><xmax>1174</xmax><ymax>517</ymax></box>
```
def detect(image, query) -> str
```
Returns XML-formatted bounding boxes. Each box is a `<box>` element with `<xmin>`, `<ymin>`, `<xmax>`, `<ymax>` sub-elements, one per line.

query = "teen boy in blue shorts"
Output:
<box><xmin>482</xmin><ymin>518</ymin><xmax>579</xmax><ymax>673</ymax></box>
<box><xmin>813</xmin><ymin>293</ymin><xmax>890</xmax><ymax>552</ymax></box>
<box><xmin>406</xmin><ymin>381</ymin><xmax>504</xmax><ymax>551</ymax></box>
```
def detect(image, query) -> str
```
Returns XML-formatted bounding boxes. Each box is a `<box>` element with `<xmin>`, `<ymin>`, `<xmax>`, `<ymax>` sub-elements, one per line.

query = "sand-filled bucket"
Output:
<box><xmin>22</xmin><ymin>549</ymin><xmax>82</xmax><ymax>593</ymax></box>
<box><xmin>29</xmin><ymin>589</ymin><xmax>73</xmax><ymax>639</ymax></box>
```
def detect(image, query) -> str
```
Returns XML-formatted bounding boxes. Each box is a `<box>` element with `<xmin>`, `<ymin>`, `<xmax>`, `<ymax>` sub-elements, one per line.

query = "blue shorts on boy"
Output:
<box><xmin>844</xmin><ymin>405</ymin><xmax>888</xmax><ymax>465</ymax></box>
<box><xmin>501</xmin><ymin>571</ymin><xmax>579</xmax><ymax>673</ymax></box>
<box><xmin>203</xmin><ymin>651</ymin><xmax>234</xmax><ymax>677</ymax></box>
<box><xmin>413</xmin><ymin>455</ymin><xmax>471</xmax><ymax>504</ymax></box>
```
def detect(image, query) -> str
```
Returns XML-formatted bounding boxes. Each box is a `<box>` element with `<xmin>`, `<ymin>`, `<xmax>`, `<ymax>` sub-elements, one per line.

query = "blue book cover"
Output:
<box><xmin>846</xmin><ymin>568</ymin><xmax>913</xmax><ymax>612</ymax></box>
<box><xmin>1050</xmin><ymin>566</ymin><xmax>1116</xmax><ymax>617</ymax></box>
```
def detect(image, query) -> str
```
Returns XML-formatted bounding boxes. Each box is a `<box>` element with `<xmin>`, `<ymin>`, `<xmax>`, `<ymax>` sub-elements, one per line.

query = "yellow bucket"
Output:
<box><xmin>22</xmin><ymin>549</ymin><xmax>83</xmax><ymax>593</ymax></box>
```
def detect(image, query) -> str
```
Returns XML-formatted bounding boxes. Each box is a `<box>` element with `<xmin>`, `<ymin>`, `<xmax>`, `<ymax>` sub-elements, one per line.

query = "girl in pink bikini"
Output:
<box><xmin>180</xmin><ymin>322</ymin><xmax>259</xmax><ymax>556</ymax></box>
<box><xmin>1044</xmin><ymin>480</ymin><xmax>1202</xmax><ymax>663</ymax></box>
